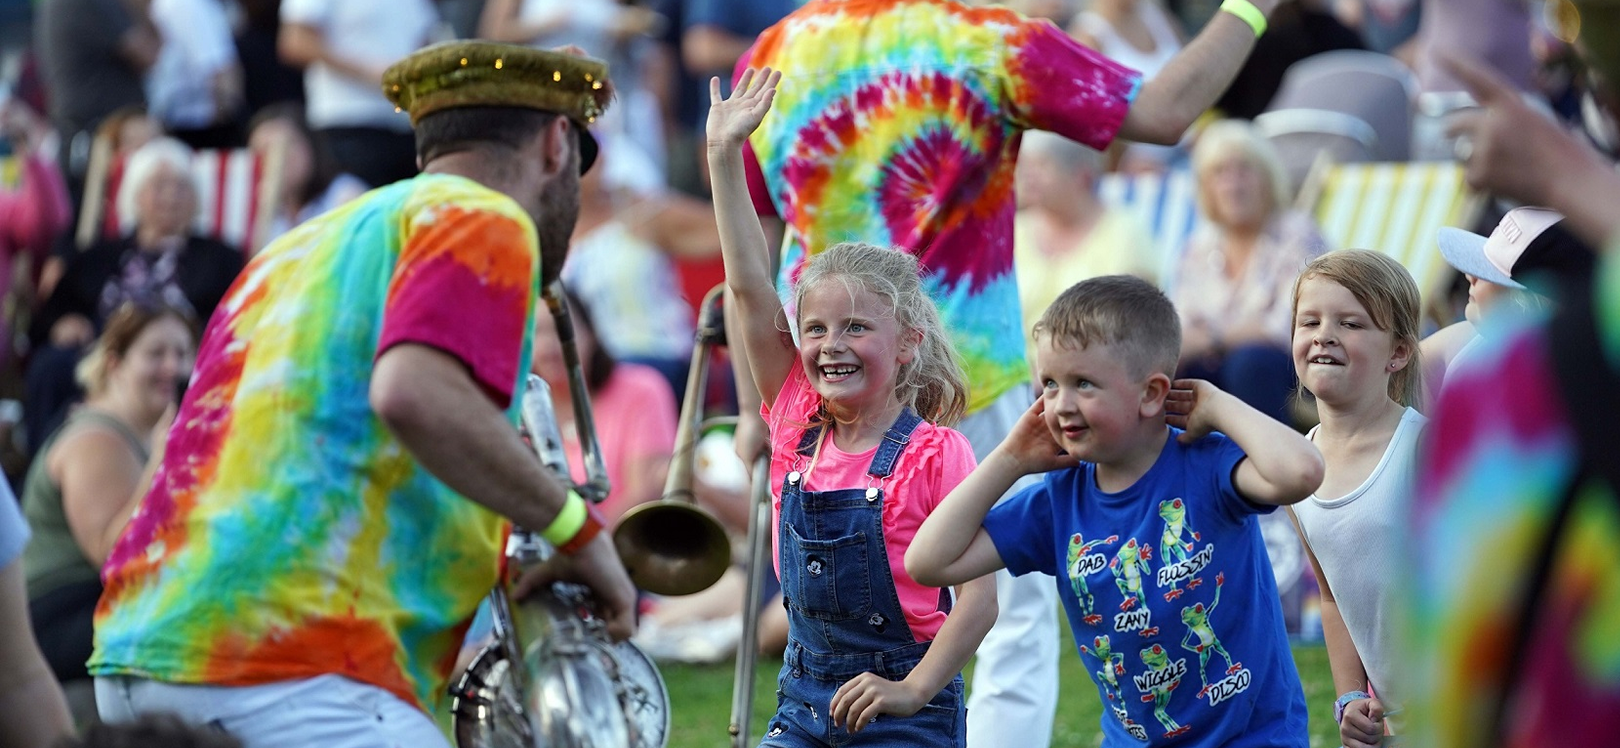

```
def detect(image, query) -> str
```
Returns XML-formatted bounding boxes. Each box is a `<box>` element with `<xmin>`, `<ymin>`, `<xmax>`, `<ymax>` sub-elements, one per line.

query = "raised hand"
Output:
<box><xmin>1439</xmin><ymin>54</ymin><xmax>1588</xmax><ymax>206</ymax></box>
<box><xmin>995</xmin><ymin>397</ymin><xmax>1081</xmax><ymax>476</ymax></box>
<box><xmin>706</xmin><ymin>67</ymin><xmax>781</xmax><ymax>149</ymax></box>
<box><xmin>830</xmin><ymin>672</ymin><xmax>928</xmax><ymax>734</ymax></box>
<box><xmin>1165</xmin><ymin>379</ymin><xmax>1226</xmax><ymax>443</ymax></box>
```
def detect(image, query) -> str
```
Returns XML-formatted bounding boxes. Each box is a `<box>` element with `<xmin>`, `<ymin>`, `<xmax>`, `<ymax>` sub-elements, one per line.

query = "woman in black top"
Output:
<box><xmin>25</xmin><ymin>137</ymin><xmax>242</xmax><ymax>453</ymax></box>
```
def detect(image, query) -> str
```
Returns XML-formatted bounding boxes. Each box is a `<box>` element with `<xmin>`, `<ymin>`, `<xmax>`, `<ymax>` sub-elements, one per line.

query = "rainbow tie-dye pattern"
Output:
<box><xmin>1405</xmin><ymin>251</ymin><xmax>1620</xmax><ymax>746</ymax></box>
<box><xmin>89</xmin><ymin>174</ymin><xmax>540</xmax><ymax>721</ymax></box>
<box><xmin>742</xmin><ymin>0</ymin><xmax>1141</xmax><ymax>413</ymax></box>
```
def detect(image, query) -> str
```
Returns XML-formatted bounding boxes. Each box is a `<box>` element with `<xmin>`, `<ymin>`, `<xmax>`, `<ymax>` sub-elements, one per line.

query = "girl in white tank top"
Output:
<box><xmin>1286</xmin><ymin>250</ymin><xmax>1428</xmax><ymax>748</ymax></box>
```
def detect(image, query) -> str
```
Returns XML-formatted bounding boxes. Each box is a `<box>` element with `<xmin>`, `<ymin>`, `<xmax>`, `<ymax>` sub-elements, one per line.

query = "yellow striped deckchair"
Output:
<box><xmin>1297</xmin><ymin>158</ymin><xmax>1483</xmax><ymax>317</ymax></box>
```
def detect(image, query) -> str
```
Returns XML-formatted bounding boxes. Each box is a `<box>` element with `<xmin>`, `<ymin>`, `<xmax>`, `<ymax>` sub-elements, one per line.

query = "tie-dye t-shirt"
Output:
<box><xmin>741</xmin><ymin>0</ymin><xmax>1142</xmax><ymax>414</ymax></box>
<box><xmin>1405</xmin><ymin>249</ymin><xmax>1620</xmax><ymax>747</ymax></box>
<box><xmin>89</xmin><ymin>174</ymin><xmax>539</xmax><ymax>721</ymax></box>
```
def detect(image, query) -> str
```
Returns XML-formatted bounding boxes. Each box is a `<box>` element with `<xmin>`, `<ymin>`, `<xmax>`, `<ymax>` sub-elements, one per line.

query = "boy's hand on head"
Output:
<box><xmin>830</xmin><ymin>672</ymin><xmax>928</xmax><ymax>733</ymax></box>
<box><xmin>1339</xmin><ymin>697</ymin><xmax>1385</xmax><ymax>748</ymax></box>
<box><xmin>706</xmin><ymin>67</ymin><xmax>782</xmax><ymax>150</ymax></box>
<box><xmin>1165</xmin><ymin>379</ymin><xmax>1226</xmax><ymax>443</ymax></box>
<box><xmin>995</xmin><ymin>398</ymin><xmax>1081</xmax><ymax>475</ymax></box>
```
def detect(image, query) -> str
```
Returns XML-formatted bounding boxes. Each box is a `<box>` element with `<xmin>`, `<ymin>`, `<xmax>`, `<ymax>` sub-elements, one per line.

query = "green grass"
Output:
<box><xmin>661</xmin><ymin>622</ymin><xmax>1337</xmax><ymax>747</ymax></box>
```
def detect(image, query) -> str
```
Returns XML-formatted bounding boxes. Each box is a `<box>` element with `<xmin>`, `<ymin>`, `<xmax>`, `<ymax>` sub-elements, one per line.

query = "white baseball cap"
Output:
<box><xmin>1436</xmin><ymin>207</ymin><xmax>1565</xmax><ymax>290</ymax></box>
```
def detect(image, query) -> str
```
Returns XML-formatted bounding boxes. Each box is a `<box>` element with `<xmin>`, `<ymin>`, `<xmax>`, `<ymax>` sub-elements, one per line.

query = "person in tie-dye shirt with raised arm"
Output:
<box><xmin>728</xmin><ymin>1</ymin><xmax>1286</xmax><ymax>745</ymax></box>
<box><xmin>86</xmin><ymin>42</ymin><xmax>636</xmax><ymax>748</ymax></box>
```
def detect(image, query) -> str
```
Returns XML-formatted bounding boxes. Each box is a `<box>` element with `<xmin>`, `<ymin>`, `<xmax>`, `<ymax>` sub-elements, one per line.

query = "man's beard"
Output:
<box><xmin>535</xmin><ymin>171</ymin><xmax>581</xmax><ymax>286</ymax></box>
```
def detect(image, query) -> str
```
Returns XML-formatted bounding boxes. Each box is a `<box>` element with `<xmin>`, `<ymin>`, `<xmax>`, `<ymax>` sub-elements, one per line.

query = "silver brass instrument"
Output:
<box><xmin>612</xmin><ymin>286</ymin><xmax>733</xmax><ymax>596</ymax></box>
<box><xmin>452</xmin><ymin>283</ymin><xmax>669</xmax><ymax>748</ymax></box>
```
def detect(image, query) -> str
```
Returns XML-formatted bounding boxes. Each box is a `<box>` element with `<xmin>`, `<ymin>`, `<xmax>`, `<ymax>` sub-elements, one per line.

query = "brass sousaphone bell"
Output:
<box><xmin>612</xmin><ymin>286</ymin><xmax>734</xmax><ymax>596</ymax></box>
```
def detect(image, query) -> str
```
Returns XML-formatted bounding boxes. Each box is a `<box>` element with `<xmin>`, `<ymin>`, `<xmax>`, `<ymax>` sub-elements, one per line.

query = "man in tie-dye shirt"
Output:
<box><xmin>736</xmin><ymin>1</ymin><xmax>1284</xmax><ymax>745</ymax></box>
<box><xmin>87</xmin><ymin>43</ymin><xmax>637</xmax><ymax>747</ymax></box>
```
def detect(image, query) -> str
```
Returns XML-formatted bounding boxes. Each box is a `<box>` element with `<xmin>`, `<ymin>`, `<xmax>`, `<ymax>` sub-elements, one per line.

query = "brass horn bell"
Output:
<box><xmin>612</xmin><ymin>285</ymin><xmax>733</xmax><ymax>596</ymax></box>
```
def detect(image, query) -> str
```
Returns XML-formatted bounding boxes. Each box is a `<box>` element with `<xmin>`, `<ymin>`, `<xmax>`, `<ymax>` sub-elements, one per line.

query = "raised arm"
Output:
<box><xmin>1442</xmin><ymin>54</ymin><xmax>1620</xmax><ymax>247</ymax></box>
<box><xmin>706</xmin><ymin>68</ymin><xmax>796</xmax><ymax>408</ymax></box>
<box><xmin>1117</xmin><ymin>1</ymin><xmax>1275</xmax><ymax>145</ymax></box>
<box><xmin>907</xmin><ymin>398</ymin><xmax>1077</xmax><ymax>586</ymax></box>
<box><xmin>1166</xmin><ymin>379</ymin><xmax>1324</xmax><ymax>505</ymax></box>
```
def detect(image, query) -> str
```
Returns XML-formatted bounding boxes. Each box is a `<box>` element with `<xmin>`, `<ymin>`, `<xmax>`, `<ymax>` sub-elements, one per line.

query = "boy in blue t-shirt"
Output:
<box><xmin>907</xmin><ymin>276</ymin><xmax>1323</xmax><ymax>746</ymax></box>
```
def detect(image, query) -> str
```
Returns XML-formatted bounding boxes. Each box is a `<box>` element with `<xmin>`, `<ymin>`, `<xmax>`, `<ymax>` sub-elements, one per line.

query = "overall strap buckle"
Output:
<box><xmin>866</xmin><ymin>408</ymin><xmax>923</xmax><ymax>480</ymax></box>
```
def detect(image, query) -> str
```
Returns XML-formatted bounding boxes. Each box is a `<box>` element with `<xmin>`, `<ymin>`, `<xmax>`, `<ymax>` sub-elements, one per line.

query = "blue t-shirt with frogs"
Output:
<box><xmin>984</xmin><ymin>428</ymin><xmax>1307</xmax><ymax>747</ymax></box>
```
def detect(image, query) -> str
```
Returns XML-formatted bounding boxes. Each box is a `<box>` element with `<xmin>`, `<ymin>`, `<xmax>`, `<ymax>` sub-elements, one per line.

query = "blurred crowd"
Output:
<box><xmin>0</xmin><ymin>0</ymin><xmax>1615</xmax><ymax>740</ymax></box>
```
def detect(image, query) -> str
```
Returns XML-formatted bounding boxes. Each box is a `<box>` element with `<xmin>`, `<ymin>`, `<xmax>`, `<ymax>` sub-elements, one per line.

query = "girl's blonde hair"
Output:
<box><xmin>1291</xmin><ymin>249</ymin><xmax>1425</xmax><ymax>406</ymax></box>
<box><xmin>75</xmin><ymin>303</ymin><xmax>199</xmax><ymax>398</ymax></box>
<box><xmin>793</xmin><ymin>242</ymin><xmax>969</xmax><ymax>426</ymax></box>
<box><xmin>1191</xmin><ymin>119</ymin><xmax>1292</xmax><ymax>225</ymax></box>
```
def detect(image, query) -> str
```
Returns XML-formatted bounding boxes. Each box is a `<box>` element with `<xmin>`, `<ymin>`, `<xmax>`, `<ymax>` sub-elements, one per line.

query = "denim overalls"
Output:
<box><xmin>760</xmin><ymin>409</ymin><xmax>967</xmax><ymax>748</ymax></box>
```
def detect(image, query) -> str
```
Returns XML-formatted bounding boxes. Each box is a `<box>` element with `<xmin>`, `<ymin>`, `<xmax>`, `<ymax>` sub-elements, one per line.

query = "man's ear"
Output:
<box><xmin>538</xmin><ymin>116</ymin><xmax>573</xmax><ymax>177</ymax></box>
<box><xmin>1141</xmin><ymin>372</ymin><xmax>1171</xmax><ymax>417</ymax></box>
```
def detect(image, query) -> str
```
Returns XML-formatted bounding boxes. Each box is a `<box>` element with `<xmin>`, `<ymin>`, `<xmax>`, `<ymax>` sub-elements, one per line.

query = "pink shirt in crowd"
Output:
<box><xmin>560</xmin><ymin>362</ymin><xmax>678</xmax><ymax>525</ymax></box>
<box><xmin>0</xmin><ymin>153</ymin><xmax>71</xmax><ymax>322</ymax></box>
<box><xmin>764</xmin><ymin>363</ymin><xmax>978</xmax><ymax>641</ymax></box>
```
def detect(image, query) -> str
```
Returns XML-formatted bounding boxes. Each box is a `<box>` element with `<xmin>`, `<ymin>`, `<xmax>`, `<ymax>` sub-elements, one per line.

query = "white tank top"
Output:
<box><xmin>1293</xmin><ymin>407</ymin><xmax>1426</xmax><ymax>707</ymax></box>
<box><xmin>1074</xmin><ymin>1</ymin><xmax>1182</xmax><ymax>80</ymax></box>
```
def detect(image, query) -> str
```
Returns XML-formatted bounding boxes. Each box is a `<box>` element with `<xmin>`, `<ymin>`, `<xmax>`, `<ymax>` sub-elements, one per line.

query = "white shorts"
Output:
<box><xmin>95</xmin><ymin>673</ymin><xmax>450</xmax><ymax>748</ymax></box>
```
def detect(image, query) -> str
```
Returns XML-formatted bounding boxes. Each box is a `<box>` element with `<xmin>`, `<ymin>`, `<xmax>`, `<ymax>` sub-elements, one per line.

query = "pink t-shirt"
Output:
<box><xmin>763</xmin><ymin>363</ymin><xmax>977</xmax><ymax>641</ymax></box>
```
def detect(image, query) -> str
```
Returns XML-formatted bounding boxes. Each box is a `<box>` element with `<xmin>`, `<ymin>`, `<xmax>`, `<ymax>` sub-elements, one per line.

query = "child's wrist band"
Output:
<box><xmin>1220</xmin><ymin>0</ymin><xmax>1267</xmax><ymax>37</ymax></box>
<box><xmin>541</xmin><ymin>490</ymin><xmax>596</xmax><ymax>551</ymax></box>
<box><xmin>1334</xmin><ymin>690</ymin><xmax>1371</xmax><ymax>724</ymax></box>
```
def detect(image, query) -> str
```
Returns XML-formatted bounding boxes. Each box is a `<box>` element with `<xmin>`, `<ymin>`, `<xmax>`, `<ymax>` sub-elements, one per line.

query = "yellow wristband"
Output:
<box><xmin>540</xmin><ymin>490</ymin><xmax>589</xmax><ymax>547</ymax></box>
<box><xmin>1220</xmin><ymin>0</ymin><xmax>1267</xmax><ymax>37</ymax></box>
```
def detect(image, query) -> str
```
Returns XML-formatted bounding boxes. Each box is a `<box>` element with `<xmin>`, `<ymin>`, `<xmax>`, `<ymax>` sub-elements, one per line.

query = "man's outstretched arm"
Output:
<box><xmin>1118</xmin><ymin>1</ymin><xmax>1277</xmax><ymax>145</ymax></box>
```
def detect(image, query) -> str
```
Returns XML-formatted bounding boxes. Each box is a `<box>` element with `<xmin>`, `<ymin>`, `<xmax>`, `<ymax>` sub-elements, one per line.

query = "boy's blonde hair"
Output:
<box><xmin>793</xmin><ymin>242</ymin><xmax>969</xmax><ymax>426</ymax></box>
<box><xmin>1033</xmin><ymin>275</ymin><xmax>1182</xmax><ymax>379</ymax></box>
<box><xmin>1291</xmin><ymin>249</ymin><xmax>1425</xmax><ymax>406</ymax></box>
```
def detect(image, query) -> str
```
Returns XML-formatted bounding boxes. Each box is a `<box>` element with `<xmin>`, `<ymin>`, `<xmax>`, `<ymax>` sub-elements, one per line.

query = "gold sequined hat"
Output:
<box><xmin>383</xmin><ymin>41</ymin><xmax>613</xmax><ymax>173</ymax></box>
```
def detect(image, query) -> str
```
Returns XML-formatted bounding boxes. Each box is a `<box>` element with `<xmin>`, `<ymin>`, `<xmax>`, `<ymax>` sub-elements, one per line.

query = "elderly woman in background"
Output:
<box><xmin>1175</xmin><ymin>119</ymin><xmax>1328</xmax><ymax>424</ymax></box>
<box><xmin>25</xmin><ymin>137</ymin><xmax>241</xmax><ymax>454</ymax></box>
<box><xmin>22</xmin><ymin>303</ymin><xmax>195</xmax><ymax>721</ymax></box>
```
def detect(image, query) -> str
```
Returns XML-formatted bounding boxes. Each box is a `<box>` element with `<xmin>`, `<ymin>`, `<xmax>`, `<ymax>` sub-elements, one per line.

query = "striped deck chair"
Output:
<box><xmin>75</xmin><ymin>139</ymin><xmax>283</xmax><ymax>257</ymax></box>
<box><xmin>1095</xmin><ymin>168</ymin><xmax>1204</xmax><ymax>290</ymax></box>
<box><xmin>1296</xmin><ymin>158</ymin><xmax>1483</xmax><ymax>321</ymax></box>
